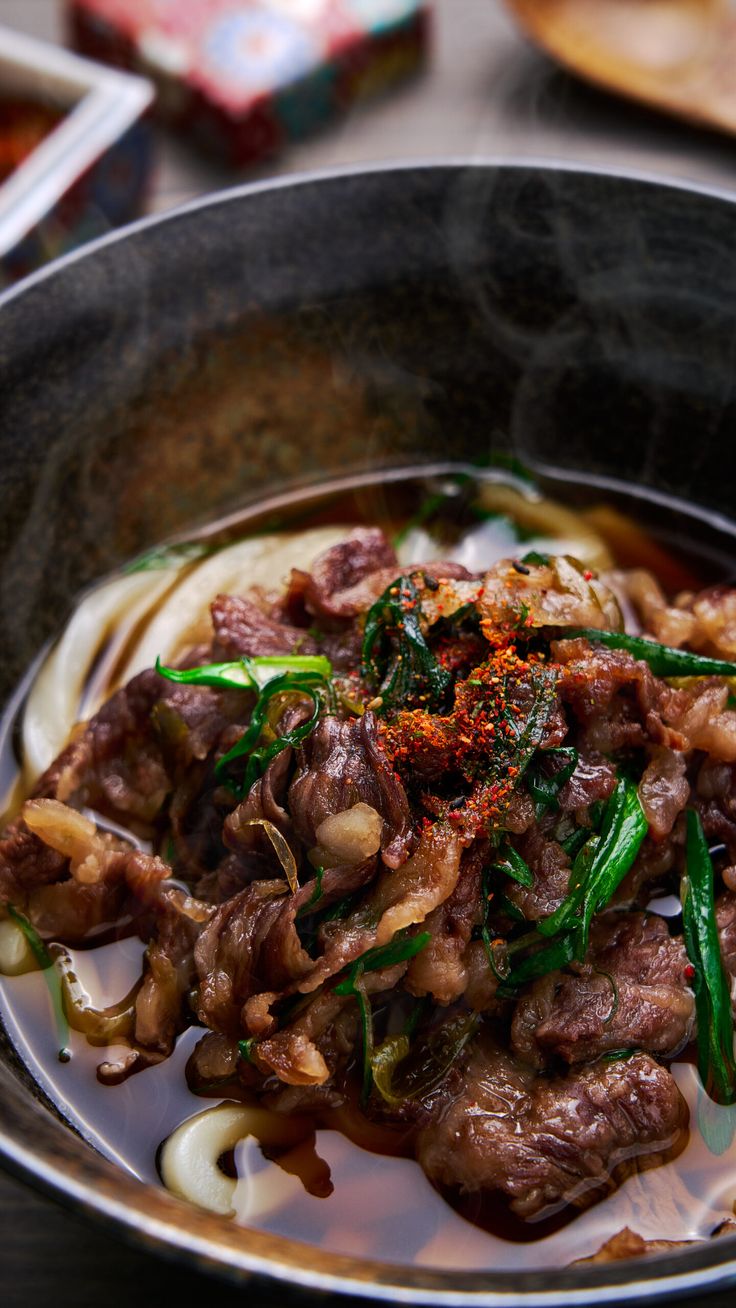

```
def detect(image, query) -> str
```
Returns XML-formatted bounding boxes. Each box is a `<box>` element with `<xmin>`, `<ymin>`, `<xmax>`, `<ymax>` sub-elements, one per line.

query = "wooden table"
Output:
<box><xmin>2</xmin><ymin>1</ymin><xmax>736</xmax><ymax>1303</ymax></box>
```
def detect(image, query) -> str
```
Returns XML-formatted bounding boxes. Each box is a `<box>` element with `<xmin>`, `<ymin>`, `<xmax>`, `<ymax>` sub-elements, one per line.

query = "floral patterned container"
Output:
<box><xmin>68</xmin><ymin>0</ymin><xmax>430</xmax><ymax>167</ymax></box>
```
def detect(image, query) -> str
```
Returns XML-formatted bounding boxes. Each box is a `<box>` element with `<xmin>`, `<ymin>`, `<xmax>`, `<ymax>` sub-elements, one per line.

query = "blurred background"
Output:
<box><xmin>2</xmin><ymin>0</ymin><xmax>736</xmax><ymax>286</ymax></box>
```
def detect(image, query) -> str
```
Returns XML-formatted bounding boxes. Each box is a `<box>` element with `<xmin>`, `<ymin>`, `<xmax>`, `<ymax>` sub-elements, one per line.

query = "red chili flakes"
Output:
<box><xmin>382</xmin><ymin>637</ymin><xmax>546</xmax><ymax>838</ymax></box>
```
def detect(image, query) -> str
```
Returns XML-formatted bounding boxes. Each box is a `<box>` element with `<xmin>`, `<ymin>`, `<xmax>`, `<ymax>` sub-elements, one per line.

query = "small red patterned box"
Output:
<box><xmin>68</xmin><ymin>0</ymin><xmax>430</xmax><ymax>168</ymax></box>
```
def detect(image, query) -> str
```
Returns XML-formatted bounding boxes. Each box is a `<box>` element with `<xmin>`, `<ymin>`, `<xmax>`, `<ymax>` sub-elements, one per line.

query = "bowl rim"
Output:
<box><xmin>3</xmin><ymin>157</ymin><xmax>736</xmax><ymax>1304</ymax></box>
<box><xmin>2</xmin><ymin>152</ymin><xmax>736</xmax><ymax>311</ymax></box>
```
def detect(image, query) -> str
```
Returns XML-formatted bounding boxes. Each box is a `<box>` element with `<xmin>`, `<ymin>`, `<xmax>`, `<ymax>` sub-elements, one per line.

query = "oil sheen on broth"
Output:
<box><xmin>1</xmin><ymin>466</ymin><xmax>734</xmax><ymax>1271</ymax></box>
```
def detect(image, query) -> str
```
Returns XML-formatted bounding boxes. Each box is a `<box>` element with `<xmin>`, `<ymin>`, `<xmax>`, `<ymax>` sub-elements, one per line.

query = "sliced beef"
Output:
<box><xmin>152</xmin><ymin>682</ymin><xmax>250</xmax><ymax>771</ymax></box>
<box><xmin>1</xmin><ymin>798</ymin><xmax>172</xmax><ymax>944</ymax></box>
<box><xmin>195</xmin><ymin>880</ymin><xmax>306</xmax><ymax>1035</ymax></box>
<box><xmin>134</xmin><ymin>889</ymin><xmax>205</xmax><ymax>1054</ymax></box>
<box><xmin>36</xmin><ymin>669</ymin><xmax>171</xmax><ymax>827</ymax></box>
<box><xmin>405</xmin><ymin>843</ymin><xmax>485</xmax><ymax>1004</ymax></box>
<box><xmin>511</xmin><ymin>913</ymin><xmax>694</xmax><ymax>1065</ymax></box>
<box><xmin>0</xmin><ymin>820</ymin><xmax>67</xmax><ymax>907</ymax></box>
<box><xmin>667</xmin><ymin>681</ymin><xmax>736</xmax><ymax>762</ymax></box>
<box><xmin>227</xmin><ymin>824</ymin><xmax>463</xmax><ymax>1042</ymax></box>
<box><xmin>638</xmin><ymin>749</ymin><xmax>690</xmax><ymax>841</ymax></box>
<box><xmin>297</xmin><ymin>527</ymin><xmax>398</xmax><ymax>619</ymax></box>
<box><xmin>504</xmin><ymin>827</ymin><xmax>571</xmax><ymax>922</ymax></box>
<box><xmin>254</xmin><ymin>963</ymin><xmax>406</xmax><ymax>1087</ymax></box>
<box><xmin>298</xmin><ymin>822</ymin><xmax>463</xmax><ymax>999</ymax></box>
<box><xmin>288</xmin><ymin>712</ymin><xmax>412</xmax><ymax>867</ymax></box>
<box><xmin>185</xmin><ymin>1031</ymin><xmax>239</xmax><ymax>1092</ymax></box>
<box><xmin>695</xmin><ymin>757</ymin><xmax>736</xmax><ymax>862</ymax></box>
<box><xmin>553</xmin><ymin>640</ymin><xmax>687</xmax><ymax>753</ymax></box>
<box><xmin>558</xmin><ymin>751</ymin><xmax>617</xmax><ymax>813</ymax></box>
<box><xmin>211</xmin><ymin>593</ymin><xmax>316</xmax><ymax>660</ymax></box>
<box><xmin>417</xmin><ymin>1038</ymin><xmax>688</xmax><ymax>1219</ymax></box>
<box><xmin>716</xmin><ymin>891</ymin><xmax>736</xmax><ymax>999</ymax></box>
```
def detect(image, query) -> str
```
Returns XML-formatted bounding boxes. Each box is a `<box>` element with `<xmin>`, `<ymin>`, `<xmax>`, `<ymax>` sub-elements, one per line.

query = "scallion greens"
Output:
<box><xmin>682</xmin><ymin>809</ymin><xmax>736</xmax><ymax>1107</ymax></box>
<box><xmin>566</xmin><ymin>629</ymin><xmax>736</xmax><ymax>679</ymax></box>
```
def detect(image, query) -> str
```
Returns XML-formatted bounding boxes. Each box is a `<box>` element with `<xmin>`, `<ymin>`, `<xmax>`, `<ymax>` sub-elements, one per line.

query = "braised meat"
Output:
<box><xmin>7</xmin><ymin>522</ymin><xmax>736</xmax><ymax>1241</ymax></box>
<box><xmin>417</xmin><ymin>1039</ymin><xmax>688</xmax><ymax>1219</ymax></box>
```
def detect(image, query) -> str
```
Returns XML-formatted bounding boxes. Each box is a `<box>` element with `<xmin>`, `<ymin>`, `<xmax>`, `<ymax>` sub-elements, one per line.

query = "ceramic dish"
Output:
<box><xmin>3</xmin><ymin>162</ymin><xmax>736</xmax><ymax>1304</ymax></box>
<box><xmin>0</xmin><ymin>24</ymin><xmax>152</xmax><ymax>286</ymax></box>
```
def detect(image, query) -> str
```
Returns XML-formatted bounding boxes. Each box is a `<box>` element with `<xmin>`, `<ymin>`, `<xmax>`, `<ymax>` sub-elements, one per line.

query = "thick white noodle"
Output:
<box><xmin>474</xmin><ymin>484</ymin><xmax>613</xmax><ymax>571</ymax></box>
<box><xmin>22</xmin><ymin>570</ymin><xmax>179</xmax><ymax>785</ymax></box>
<box><xmin>21</xmin><ymin>527</ymin><xmax>351</xmax><ymax>788</ymax></box>
<box><xmin>116</xmin><ymin>527</ymin><xmax>350</xmax><ymax>683</ymax></box>
<box><xmin>160</xmin><ymin>1103</ymin><xmax>308</xmax><ymax>1216</ymax></box>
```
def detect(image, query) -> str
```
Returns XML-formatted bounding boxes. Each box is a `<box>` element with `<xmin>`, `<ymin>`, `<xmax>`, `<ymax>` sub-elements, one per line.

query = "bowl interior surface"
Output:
<box><xmin>2</xmin><ymin>162</ymin><xmax>736</xmax><ymax>1303</ymax></box>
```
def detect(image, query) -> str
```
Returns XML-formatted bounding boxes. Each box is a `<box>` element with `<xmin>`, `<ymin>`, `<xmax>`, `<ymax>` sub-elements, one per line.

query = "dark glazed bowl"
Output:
<box><xmin>2</xmin><ymin>161</ymin><xmax>736</xmax><ymax>1305</ymax></box>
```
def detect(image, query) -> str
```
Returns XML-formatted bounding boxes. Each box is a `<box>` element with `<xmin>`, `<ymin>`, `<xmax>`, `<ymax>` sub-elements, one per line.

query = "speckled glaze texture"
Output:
<box><xmin>2</xmin><ymin>163</ymin><xmax>736</xmax><ymax>1303</ymax></box>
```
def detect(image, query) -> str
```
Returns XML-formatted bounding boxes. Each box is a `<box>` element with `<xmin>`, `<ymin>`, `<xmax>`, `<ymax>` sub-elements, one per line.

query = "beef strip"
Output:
<box><xmin>295</xmin><ymin>527</ymin><xmax>398</xmax><ymax>620</ymax></box>
<box><xmin>504</xmin><ymin>827</ymin><xmax>571</xmax><ymax>922</ymax></box>
<box><xmin>288</xmin><ymin>712</ymin><xmax>413</xmax><ymax>867</ymax></box>
<box><xmin>211</xmin><ymin>593</ymin><xmax>316</xmax><ymax>660</ymax></box>
<box><xmin>0</xmin><ymin>821</ymin><xmax>67</xmax><ymax>907</ymax></box>
<box><xmin>37</xmin><ymin>669</ymin><xmax>172</xmax><ymax>827</ymax></box>
<box><xmin>227</xmin><ymin>824</ymin><xmax>462</xmax><ymax>1051</ymax></box>
<box><xmin>134</xmin><ymin>888</ymin><xmax>206</xmax><ymax>1054</ymax></box>
<box><xmin>1</xmin><ymin>798</ymin><xmax>172</xmax><ymax>944</ymax></box>
<box><xmin>417</xmin><ymin>1037</ymin><xmax>688</xmax><ymax>1219</ymax></box>
<box><xmin>557</xmin><ymin>751</ymin><xmax>617</xmax><ymax>813</ymax></box>
<box><xmin>405</xmin><ymin>843</ymin><xmax>485</xmax><ymax>1005</ymax></box>
<box><xmin>511</xmin><ymin>912</ymin><xmax>695</xmax><ymax>1065</ymax></box>
<box><xmin>638</xmin><ymin>749</ymin><xmax>690</xmax><ymax>842</ymax></box>
<box><xmin>716</xmin><ymin>891</ymin><xmax>736</xmax><ymax>1007</ymax></box>
<box><xmin>195</xmin><ymin>880</ymin><xmax>305</xmax><ymax>1036</ymax></box>
<box><xmin>553</xmin><ymin>640</ymin><xmax>688</xmax><ymax>753</ymax></box>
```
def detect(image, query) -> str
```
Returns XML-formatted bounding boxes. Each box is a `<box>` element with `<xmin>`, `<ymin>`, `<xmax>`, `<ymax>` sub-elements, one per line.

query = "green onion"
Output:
<box><xmin>566</xmin><ymin>630</ymin><xmax>736</xmax><ymax>678</ymax></box>
<box><xmin>560</xmin><ymin>825</ymin><xmax>590</xmax><ymax>858</ymax></box>
<box><xmin>334</xmin><ymin>932</ymin><xmax>431</xmax><ymax>993</ymax></box>
<box><xmin>238</xmin><ymin>1037</ymin><xmax>257</xmax><ymax>1064</ymax></box>
<box><xmin>521</xmin><ymin>550</ymin><xmax>551</xmax><ymax>567</ymax></box>
<box><xmin>7</xmin><ymin>906</ymin><xmax>69</xmax><ymax>1061</ymax></box>
<box><xmin>371</xmin><ymin>1011</ymin><xmax>479</xmax><ymax>1108</ymax></box>
<box><xmin>525</xmin><ymin>746</ymin><xmax>578</xmax><ymax>814</ymax></box>
<box><xmin>334</xmin><ymin>931</ymin><xmax>430</xmax><ymax>1103</ymax></box>
<box><xmin>537</xmin><ymin>778</ymin><xmax>647</xmax><ymax>959</ymax></box>
<box><xmin>492</xmin><ymin>844</ymin><xmax>534</xmax><ymax>888</ymax></box>
<box><xmin>498</xmin><ymin>893</ymin><xmax>527</xmax><ymax>922</ymax></box>
<box><xmin>155</xmin><ymin>653</ymin><xmax>332</xmax><ymax>693</ymax></box>
<box><xmin>402</xmin><ymin>995</ymin><xmax>431</xmax><ymax>1039</ymax></box>
<box><xmin>296</xmin><ymin>866</ymin><xmax>325</xmax><ymax>919</ymax></box>
<box><xmin>498</xmin><ymin>934</ymin><xmax>576</xmax><ymax>994</ymax></box>
<box><xmin>125</xmin><ymin>540</ymin><xmax>213</xmax><ymax>573</ymax></box>
<box><xmin>212</xmin><ymin>668</ymin><xmax>332</xmax><ymax>799</ymax></box>
<box><xmin>362</xmin><ymin>575</ymin><xmax>451</xmax><ymax>712</ymax></box>
<box><xmin>682</xmin><ymin>809</ymin><xmax>736</xmax><ymax>1107</ymax></box>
